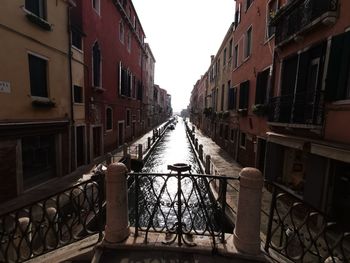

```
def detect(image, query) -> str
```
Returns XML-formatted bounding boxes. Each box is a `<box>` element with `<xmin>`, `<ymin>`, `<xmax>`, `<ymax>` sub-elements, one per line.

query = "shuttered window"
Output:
<box><xmin>255</xmin><ymin>68</ymin><xmax>269</xmax><ymax>104</ymax></box>
<box><xmin>239</xmin><ymin>81</ymin><xmax>249</xmax><ymax>109</ymax></box>
<box><xmin>325</xmin><ymin>31</ymin><xmax>350</xmax><ymax>101</ymax></box>
<box><xmin>93</xmin><ymin>42</ymin><xmax>101</xmax><ymax>87</ymax></box>
<box><xmin>228</xmin><ymin>87</ymin><xmax>237</xmax><ymax>110</ymax></box>
<box><xmin>25</xmin><ymin>0</ymin><xmax>46</xmax><ymax>19</ymax></box>
<box><xmin>106</xmin><ymin>107</ymin><xmax>113</xmax><ymax>131</ymax></box>
<box><xmin>28</xmin><ymin>54</ymin><xmax>48</xmax><ymax>98</ymax></box>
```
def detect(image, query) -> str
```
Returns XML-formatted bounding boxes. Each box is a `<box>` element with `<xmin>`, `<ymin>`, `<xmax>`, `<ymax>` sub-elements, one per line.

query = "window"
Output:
<box><xmin>25</xmin><ymin>0</ymin><xmax>46</xmax><ymax>19</ymax></box>
<box><xmin>74</xmin><ymin>85</ymin><xmax>83</xmax><ymax>103</ymax></box>
<box><xmin>267</xmin><ymin>0</ymin><xmax>278</xmax><ymax>38</ymax></box>
<box><xmin>106</xmin><ymin>107</ymin><xmax>113</xmax><ymax>131</ymax></box>
<box><xmin>229</xmin><ymin>39</ymin><xmax>233</xmax><ymax>58</ymax></box>
<box><xmin>119</xmin><ymin>21</ymin><xmax>124</xmax><ymax>44</ymax></box>
<box><xmin>72</xmin><ymin>29</ymin><xmax>82</xmax><ymax>50</ymax></box>
<box><xmin>221</xmin><ymin>84</ymin><xmax>225</xmax><ymax>111</ymax></box>
<box><xmin>137</xmin><ymin>80</ymin><xmax>143</xmax><ymax>100</ymax></box>
<box><xmin>223</xmin><ymin>48</ymin><xmax>227</xmax><ymax>66</ymax></box>
<box><xmin>228</xmin><ymin>87</ymin><xmax>237</xmax><ymax>110</ymax></box>
<box><xmin>245</xmin><ymin>27</ymin><xmax>252</xmax><ymax>58</ymax></box>
<box><xmin>92</xmin><ymin>42</ymin><xmax>101</xmax><ymax>87</ymax></box>
<box><xmin>92</xmin><ymin>0</ymin><xmax>100</xmax><ymax>14</ymax></box>
<box><xmin>22</xmin><ymin>134</ymin><xmax>56</xmax><ymax>189</ymax></box>
<box><xmin>239</xmin><ymin>81</ymin><xmax>249</xmax><ymax>109</ymax></box>
<box><xmin>325</xmin><ymin>31</ymin><xmax>350</xmax><ymax>101</ymax></box>
<box><xmin>126</xmin><ymin>109</ymin><xmax>131</xmax><ymax>126</ymax></box>
<box><xmin>28</xmin><ymin>53</ymin><xmax>48</xmax><ymax>98</ymax></box>
<box><xmin>255</xmin><ymin>68</ymin><xmax>270</xmax><ymax>105</ymax></box>
<box><xmin>234</xmin><ymin>44</ymin><xmax>239</xmax><ymax>68</ymax></box>
<box><xmin>245</xmin><ymin>0</ymin><xmax>254</xmax><ymax>11</ymax></box>
<box><xmin>235</xmin><ymin>3</ymin><xmax>241</xmax><ymax>25</ymax></box>
<box><xmin>127</xmin><ymin>31</ymin><xmax>131</xmax><ymax>53</ymax></box>
<box><xmin>240</xmin><ymin>132</ymin><xmax>246</xmax><ymax>148</ymax></box>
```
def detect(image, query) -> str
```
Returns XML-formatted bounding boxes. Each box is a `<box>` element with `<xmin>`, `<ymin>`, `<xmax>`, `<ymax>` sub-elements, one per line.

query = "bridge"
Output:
<box><xmin>0</xmin><ymin>118</ymin><xmax>349</xmax><ymax>263</ymax></box>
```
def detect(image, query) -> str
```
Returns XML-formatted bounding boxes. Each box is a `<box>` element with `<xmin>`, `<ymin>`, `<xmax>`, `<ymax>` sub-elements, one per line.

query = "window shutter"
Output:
<box><xmin>118</xmin><ymin>61</ymin><xmax>122</xmax><ymax>95</ymax></box>
<box><xmin>337</xmin><ymin>32</ymin><xmax>350</xmax><ymax>99</ymax></box>
<box><xmin>325</xmin><ymin>33</ymin><xmax>346</xmax><ymax>101</ymax></box>
<box><xmin>296</xmin><ymin>51</ymin><xmax>310</xmax><ymax>94</ymax></box>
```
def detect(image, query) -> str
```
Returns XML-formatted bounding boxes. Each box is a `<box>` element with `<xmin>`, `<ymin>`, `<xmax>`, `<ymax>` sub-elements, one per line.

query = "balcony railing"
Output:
<box><xmin>265</xmin><ymin>182</ymin><xmax>350</xmax><ymax>262</ymax></box>
<box><xmin>272</xmin><ymin>0</ymin><xmax>338</xmax><ymax>45</ymax></box>
<box><xmin>268</xmin><ymin>91</ymin><xmax>324</xmax><ymax>127</ymax></box>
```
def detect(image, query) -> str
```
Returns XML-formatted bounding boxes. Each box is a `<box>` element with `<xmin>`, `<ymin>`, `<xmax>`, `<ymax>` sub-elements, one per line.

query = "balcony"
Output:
<box><xmin>268</xmin><ymin>91</ymin><xmax>325</xmax><ymax>128</ymax></box>
<box><xmin>271</xmin><ymin>0</ymin><xmax>338</xmax><ymax>46</ymax></box>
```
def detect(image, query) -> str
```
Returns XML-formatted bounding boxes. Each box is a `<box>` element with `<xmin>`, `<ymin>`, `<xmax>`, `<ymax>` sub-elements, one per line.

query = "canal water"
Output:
<box><xmin>129</xmin><ymin>118</ymin><xmax>224</xmax><ymax>233</ymax></box>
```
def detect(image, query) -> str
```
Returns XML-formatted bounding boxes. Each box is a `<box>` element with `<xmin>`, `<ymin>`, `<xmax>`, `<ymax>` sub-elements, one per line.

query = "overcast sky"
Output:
<box><xmin>133</xmin><ymin>0</ymin><xmax>235</xmax><ymax>113</ymax></box>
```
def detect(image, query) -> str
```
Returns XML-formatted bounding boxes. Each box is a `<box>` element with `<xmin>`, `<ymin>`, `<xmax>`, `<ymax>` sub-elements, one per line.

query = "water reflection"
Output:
<box><xmin>129</xmin><ymin>119</ymin><xmax>220</xmax><ymax>232</ymax></box>
<box><xmin>142</xmin><ymin>118</ymin><xmax>201</xmax><ymax>174</ymax></box>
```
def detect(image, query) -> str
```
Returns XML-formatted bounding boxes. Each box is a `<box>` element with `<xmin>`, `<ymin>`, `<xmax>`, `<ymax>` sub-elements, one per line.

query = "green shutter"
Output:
<box><xmin>325</xmin><ymin>32</ymin><xmax>350</xmax><ymax>101</ymax></box>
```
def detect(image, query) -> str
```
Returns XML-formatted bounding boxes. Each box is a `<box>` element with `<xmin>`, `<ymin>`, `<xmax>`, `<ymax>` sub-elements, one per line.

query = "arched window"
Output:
<box><xmin>92</xmin><ymin>42</ymin><xmax>101</xmax><ymax>87</ymax></box>
<box><xmin>119</xmin><ymin>21</ymin><xmax>124</xmax><ymax>44</ymax></box>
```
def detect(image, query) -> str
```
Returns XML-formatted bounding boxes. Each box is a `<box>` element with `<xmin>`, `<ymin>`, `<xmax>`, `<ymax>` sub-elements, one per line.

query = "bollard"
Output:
<box><xmin>199</xmin><ymin>145</ymin><xmax>203</xmax><ymax>161</ymax></box>
<box><xmin>233</xmin><ymin>168</ymin><xmax>263</xmax><ymax>255</ymax></box>
<box><xmin>195</xmin><ymin>138</ymin><xmax>199</xmax><ymax>151</ymax></box>
<box><xmin>123</xmin><ymin>143</ymin><xmax>128</xmax><ymax>158</ymax></box>
<box><xmin>205</xmin><ymin>155</ymin><xmax>211</xmax><ymax>174</ymax></box>
<box><xmin>192</xmin><ymin>126</ymin><xmax>195</xmax><ymax>133</ymax></box>
<box><xmin>106</xmin><ymin>152</ymin><xmax>113</xmax><ymax>165</ymax></box>
<box><xmin>148</xmin><ymin>137</ymin><xmax>151</xmax><ymax>149</ymax></box>
<box><xmin>104</xmin><ymin>163</ymin><xmax>130</xmax><ymax>244</ymax></box>
<box><xmin>138</xmin><ymin>144</ymin><xmax>143</xmax><ymax>161</ymax></box>
<box><xmin>152</xmin><ymin>133</ymin><xmax>155</xmax><ymax>143</ymax></box>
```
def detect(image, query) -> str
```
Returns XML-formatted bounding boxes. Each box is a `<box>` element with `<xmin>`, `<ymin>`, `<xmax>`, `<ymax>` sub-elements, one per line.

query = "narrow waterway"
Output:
<box><xmin>141</xmin><ymin>118</ymin><xmax>201</xmax><ymax>173</ymax></box>
<box><xmin>128</xmin><ymin>118</ymin><xmax>223</xmax><ymax>232</ymax></box>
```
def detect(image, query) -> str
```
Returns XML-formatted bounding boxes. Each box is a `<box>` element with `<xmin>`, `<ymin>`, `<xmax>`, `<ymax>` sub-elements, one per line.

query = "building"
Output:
<box><xmin>144</xmin><ymin>43</ymin><xmax>156</xmax><ymax>128</ymax></box>
<box><xmin>0</xmin><ymin>0</ymin><xmax>74</xmax><ymax>202</ymax></box>
<box><xmin>76</xmin><ymin>0</ymin><xmax>147</xmax><ymax>162</ymax></box>
<box><xmin>231</xmin><ymin>0</ymin><xmax>275</xmax><ymax>169</ymax></box>
<box><xmin>265</xmin><ymin>0</ymin><xmax>350</xmax><ymax>224</ymax></box>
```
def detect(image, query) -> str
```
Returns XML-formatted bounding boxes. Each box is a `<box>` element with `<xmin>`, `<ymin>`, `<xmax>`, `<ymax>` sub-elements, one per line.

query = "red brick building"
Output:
<box><xmin>231</xmin><ymin>0</ymin><xmax>276</xmax><ymax>170</ymax></box>
<box><xmin>75</xmin><ymin>0</ymin><xmax>147</xmax><ymax>162</ymax></box>
<box><xmin>265</xmin><ymin>0</ymin><xmax>350</xmax><ymax>223</ymax></box>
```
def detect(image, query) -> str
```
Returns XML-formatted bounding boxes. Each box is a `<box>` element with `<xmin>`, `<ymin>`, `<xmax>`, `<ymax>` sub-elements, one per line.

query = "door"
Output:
<box><xmin>92</xmin><ymin>127</ymin><xmax>101</xmax><ymax>159</ymax></box>
<box><xmin>118</xmin><ymin>122</ymin><xmax>124</xmax><ymax>146</ymax></box>
<box><xmin>76</xmin><ymin>126</ymin><xmax>85</xmax><ymax>167</ymax></box>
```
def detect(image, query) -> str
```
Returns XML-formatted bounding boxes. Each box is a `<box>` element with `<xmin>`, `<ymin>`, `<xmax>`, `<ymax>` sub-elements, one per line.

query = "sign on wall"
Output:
<box><xmin>0</xmin><ymin>81</ymin><xmax>11</xmax><ymax>94</ymax></box>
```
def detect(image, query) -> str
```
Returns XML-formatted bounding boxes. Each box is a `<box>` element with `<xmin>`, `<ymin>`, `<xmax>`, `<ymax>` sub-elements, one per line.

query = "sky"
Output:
<box><xmin>132</xmin><ymin>0</ymin><xmax>235</xmax><ymax>113</ymax></box>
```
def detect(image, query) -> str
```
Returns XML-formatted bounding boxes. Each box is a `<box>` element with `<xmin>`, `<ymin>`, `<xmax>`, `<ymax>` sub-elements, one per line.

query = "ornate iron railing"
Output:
<box><xmin>0</xmin><ymin>174</ymin><xmax>105</xmax><ymax>263</ymax></box>
<box><xmin>128</xmin><ymin>164</ymin><xmax>238</xmax><ymax>249</ymax></box>
<box><xmin>268</xmin><ymin>91</ymin><xmax>324</xmax><ymax>126</ymax></box>
<box><xmin>273</xmin><ymin>0</ymin><xmax>338</xmax><ymax>45</ymax></box>
<box><xmin>265</xmin><ymin>182</ymin><xmax>350</xmax><ymax>262</ymax></box>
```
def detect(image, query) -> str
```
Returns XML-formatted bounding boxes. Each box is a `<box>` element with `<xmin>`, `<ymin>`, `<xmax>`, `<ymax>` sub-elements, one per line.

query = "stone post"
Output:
<box><xmin>147</xmin><ymin>137</ymin><xmax>151</xmax><ymax>149</ymax></box>
<box><xmin>195</xmin><ymin>138</ymin><xmax>198</xmax><ymax>151</ymax></box>
<box><xmin>234</xmin><ymin>168</ymin><xmax>263</xmax><ymax>255</ymax></box>
<box><xmin>104</xmin><ymin>163</ymin><xmax>130</xmax><ymax>244</ymax></box>
<box><xmin>192</xmin><ymin>125</ymin><xmax>195</xmax><ymax>133</ymax></box>
<box><xmin>138</xmin><ymin>144</ymin><xmax>143</xmax><ymax>161</ymax></box>
<box><xmin>205</xmin><ymin>155</ymin><xmax>211</xmax><ymax>174</ymax></box>
<box><xmin>198</xmin><ymin>145</ymin><xmax>203</xmax><ymax>161</ymax></box>
<box><xmin>123</xmin><ymin>143</ymin><xmax>128</xmax><ymax>158</ymax></box>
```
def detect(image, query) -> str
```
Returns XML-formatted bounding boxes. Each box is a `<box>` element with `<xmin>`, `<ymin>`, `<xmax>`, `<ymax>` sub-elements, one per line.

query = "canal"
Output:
<box><xmin>128</xmin><ymin>118</ymin><xmax>228</xmax><ymax>234</ymax></box>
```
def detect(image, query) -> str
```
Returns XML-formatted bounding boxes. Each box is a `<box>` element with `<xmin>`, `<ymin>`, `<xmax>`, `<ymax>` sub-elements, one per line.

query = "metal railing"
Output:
<box><xmin>0</xmin><ymin>174</ymin><xmax>105</xmax><ymax>263</ymax></box>
<box><xmin>274</xmin><ymin>0</ymin><xmax>338</xmax><ymax>45</ymax></box>
<box><xmin>265</xmin><ymin>182</ymin><xmax>350</xmax><ymax>263</ymax></box>
<box><xmin>128</xmin><ymin>165</ymin><xmax>238</xmax><ymax>249</ymax></box>
<box><xmin>268</xmin><ymin>91</ymin><xmax>324</xmax><ymax>126</ymax></box>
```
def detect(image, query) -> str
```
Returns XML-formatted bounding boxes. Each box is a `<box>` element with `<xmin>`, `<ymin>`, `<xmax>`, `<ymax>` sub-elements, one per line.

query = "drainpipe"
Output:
<box><xmin>67</xmin><ymin>4</ymin><xmax>75</xmax><ymax>172</ymax></box>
